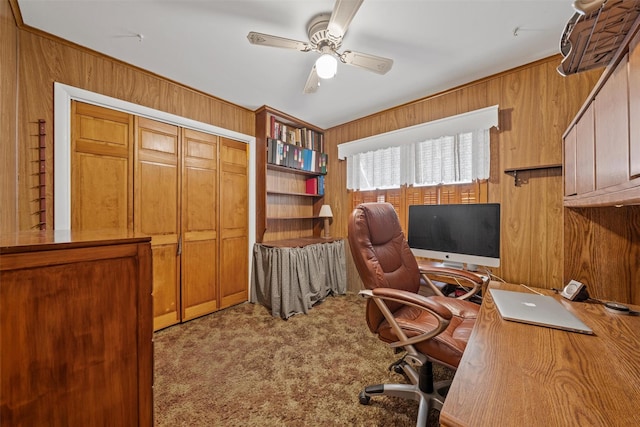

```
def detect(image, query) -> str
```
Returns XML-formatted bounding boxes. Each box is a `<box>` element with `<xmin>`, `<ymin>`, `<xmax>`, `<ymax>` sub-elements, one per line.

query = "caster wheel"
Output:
<box><xmin>359</xmin><ymin>391</ymin><xmax>371</xmax><ymax>405</ymax></box>
<box><xmin>392</xmin><ymin>364</ymin><xmax>405</xmax><ymax>374</ymax></box>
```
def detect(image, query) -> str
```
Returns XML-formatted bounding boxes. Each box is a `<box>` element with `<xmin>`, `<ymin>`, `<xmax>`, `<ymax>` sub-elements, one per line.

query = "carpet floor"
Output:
<box><xmin>154</xmin><ymin>293</ymin><xmax>454</xmax><ymax>426</ymax></box>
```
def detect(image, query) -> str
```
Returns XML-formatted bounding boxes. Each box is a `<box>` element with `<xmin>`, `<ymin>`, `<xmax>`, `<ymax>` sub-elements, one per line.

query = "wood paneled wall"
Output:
<box><xmin>324</xmin><ymin>57</ymin><xmax>601</xmax><ymax>292</ymax></box>
<box><xmin>564</xmin><ymin>206</ymin><xmax>640</xmax><ymax>304</ymax></box>
<box><xmin>2</xmin><ymin>2</ymin><xmax>255</xmax><ymax>231</ymax></box>
<box><xmin>1</xmin><ymin>0</ymin><xmax>18</xmax><ymax>233</ymax></box>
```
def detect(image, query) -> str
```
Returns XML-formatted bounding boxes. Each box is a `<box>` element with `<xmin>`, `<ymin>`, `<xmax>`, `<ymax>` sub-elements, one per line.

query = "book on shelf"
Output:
<box><xmin>304</xmin><ymin>176</ymin><xmax>324</xmax><ymax>196</ymax></box>
<box><xmin>267</xmin><ymin>113</ymin><xmax>324</xmax><ymax>151</ymax></box>
<box><xmin>305</xmin><ymin>177</ymin><xmax>318</xmax><ymax>195</ymax></box>
<box><xmin>267</xmin><ymin>138</ymin><xmax>328</xmax><ymax>174</ymax></box>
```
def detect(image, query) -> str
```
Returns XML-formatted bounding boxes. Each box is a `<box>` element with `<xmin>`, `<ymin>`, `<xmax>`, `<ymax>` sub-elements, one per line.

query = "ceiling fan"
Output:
<box><xmin>247</xmin><ymin>0</ymin><xmax>393</xmax><ymax>94</ymax></box>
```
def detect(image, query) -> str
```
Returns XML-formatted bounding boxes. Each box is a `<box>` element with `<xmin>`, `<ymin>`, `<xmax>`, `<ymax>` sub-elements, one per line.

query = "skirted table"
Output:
<box><xmin>251</xmin><ymin>238</ymin><xmax>347</xmax><ymax>319</ymax></box>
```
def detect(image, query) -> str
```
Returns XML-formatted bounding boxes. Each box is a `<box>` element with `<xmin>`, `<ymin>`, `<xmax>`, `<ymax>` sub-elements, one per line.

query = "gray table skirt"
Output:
<box><xmin>250</xmin><ymin>239</ymin><xmax>347</xmax><ymax>319</ymax></box>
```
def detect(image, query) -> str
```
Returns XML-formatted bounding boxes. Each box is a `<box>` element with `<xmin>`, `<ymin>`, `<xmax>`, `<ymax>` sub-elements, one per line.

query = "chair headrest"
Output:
<box><xmin>357</xmin><ymin>203</ymin><xmax>400</xmax><ymax>246</ymax></box>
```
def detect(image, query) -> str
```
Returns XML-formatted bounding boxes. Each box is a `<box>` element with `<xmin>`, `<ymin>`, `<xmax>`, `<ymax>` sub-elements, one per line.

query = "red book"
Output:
<box><xmin>305</xmin><ymin>177</ymin><xmax>318</xmax><ymax>195</ymax></box>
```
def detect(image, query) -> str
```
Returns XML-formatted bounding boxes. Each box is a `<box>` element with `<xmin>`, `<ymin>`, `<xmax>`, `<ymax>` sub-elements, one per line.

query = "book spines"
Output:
<box><xmin>267</xmin><ymin>138</ymin><xmax>328</xmax><ymax>174</ymax></box>
<box><xmin>304</xmin><ymin>176</ymin><xmax>324</xmax><ymax>195</ymax></box>
<box><xmin>267</xmin><ymin>115</ymin><xmax>324</xmax><ymax>152</ymax></box>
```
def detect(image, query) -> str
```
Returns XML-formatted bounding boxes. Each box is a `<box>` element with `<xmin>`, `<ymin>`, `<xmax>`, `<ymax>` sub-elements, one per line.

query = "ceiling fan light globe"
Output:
<box><xmin>316</xmin><ymin>54</ymin><xmax>337</xmax><ymax>79</ymax></box>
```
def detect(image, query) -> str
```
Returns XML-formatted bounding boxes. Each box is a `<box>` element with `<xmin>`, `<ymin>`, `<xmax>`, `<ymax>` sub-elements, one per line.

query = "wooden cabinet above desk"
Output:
<box><xmin>563</xmin><ymin>29</ymin><xmax>640</xmax><ymax>207</ymax></box>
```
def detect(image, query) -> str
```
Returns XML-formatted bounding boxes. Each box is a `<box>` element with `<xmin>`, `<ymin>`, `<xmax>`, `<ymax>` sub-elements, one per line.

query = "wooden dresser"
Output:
<box><xmin>0</xmin><ymin>230</ymin><xmax>153</xmax><ymax>426</ymax></box>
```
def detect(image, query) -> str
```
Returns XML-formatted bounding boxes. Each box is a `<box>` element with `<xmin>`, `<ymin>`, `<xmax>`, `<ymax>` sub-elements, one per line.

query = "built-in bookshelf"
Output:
<box><xmin>255</xmin><ymin>106</ymin><xmax>327</xmax><ymax>243</ymax></box>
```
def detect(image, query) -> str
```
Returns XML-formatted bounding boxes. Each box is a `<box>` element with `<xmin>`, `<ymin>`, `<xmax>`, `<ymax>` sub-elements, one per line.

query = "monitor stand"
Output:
<box><xmin>442</xmin><ymin>261</ymin><xmax>466</xmax><ymax>271</ymax></box>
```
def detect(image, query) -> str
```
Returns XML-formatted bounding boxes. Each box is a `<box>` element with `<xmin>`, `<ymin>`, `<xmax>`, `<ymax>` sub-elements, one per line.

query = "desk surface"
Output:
<box><xmin>440</xmin><ymin>282</ymin><xmax>640</xmax><ymax>426</ymax></box>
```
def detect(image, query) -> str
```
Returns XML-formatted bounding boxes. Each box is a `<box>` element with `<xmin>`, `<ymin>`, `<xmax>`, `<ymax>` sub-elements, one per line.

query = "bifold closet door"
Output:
<box><xmin>219</xmin><ymin>137</ymin><xmax>249</xmax><ymax>308</ymax></box>
<box><xmin>181</xmin><ymin>128</ymin><xmax>219</xmax><ymax>321</ymax></box>
<box><xmin>135</xmin><ymin>117</ymin><xmax>181</xmax><ymax>331</ymax></box>
<box><xmin>71</xmin><ymin>101</ymin><xmax>133</xmax><ymax>230</ymax></box>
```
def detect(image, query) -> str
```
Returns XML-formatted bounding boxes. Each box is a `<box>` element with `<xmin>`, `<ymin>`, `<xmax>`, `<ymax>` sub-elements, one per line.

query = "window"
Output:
<box><xmin>346</xmin><ymin>129</ymin><xmax>490</xmax><ymax>191</ymax></box>
<box><xmin>339</xmin><ymin>106</ymin><xmax>498</xmax><ymax>191</ymax></box>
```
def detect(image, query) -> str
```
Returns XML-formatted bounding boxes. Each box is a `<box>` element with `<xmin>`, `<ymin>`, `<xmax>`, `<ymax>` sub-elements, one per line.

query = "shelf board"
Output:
<box><xmin>504</xmin><ymin>164</ymin><xmax>562</xmax><ymax>187</ymax></box>
<box><xmin>504</xmin><ymin>164</ymin><xmax>562</xmax><ymax>174</ymax></box>
<box><xmin>267</xmin><ymin>190</ymin><xmax>323</xmax><ymax>197</ymax></box>
<box><xmin>267</xmin><ymin>163</ymin><xmax>326</xmax><ymax>176</ymax></box>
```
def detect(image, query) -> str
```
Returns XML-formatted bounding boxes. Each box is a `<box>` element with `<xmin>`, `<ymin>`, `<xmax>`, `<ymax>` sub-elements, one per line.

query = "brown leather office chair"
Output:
<box><xmin>418</xmin><ymin>260</ymin><xmax>488</xmax><ymax>300</ymax></box>
<box><xmin>348</xmin><ymin>203</ymin><xmax>479</xmax><ymax>426</ymax></box>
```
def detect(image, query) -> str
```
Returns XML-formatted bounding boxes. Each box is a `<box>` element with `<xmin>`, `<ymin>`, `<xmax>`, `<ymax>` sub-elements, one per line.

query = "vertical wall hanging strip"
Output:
<box><xmin>36</xmin><ymin>119</ymin><xmax>46</xmax><ymax>230</ymax></box>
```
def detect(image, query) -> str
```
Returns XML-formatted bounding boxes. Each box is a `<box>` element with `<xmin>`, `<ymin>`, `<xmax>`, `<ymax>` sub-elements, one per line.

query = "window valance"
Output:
<box><xmin>337</xmin><ymin>105</ymin><xmax>499</xmax><ymax>160</ymax></box>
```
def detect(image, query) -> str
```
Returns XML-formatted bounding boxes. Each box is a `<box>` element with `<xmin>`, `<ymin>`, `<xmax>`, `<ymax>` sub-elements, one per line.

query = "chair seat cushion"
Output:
<box><xmin>377</xmin><ymin>298</ymin><xmax>479</xmax><ymax>369</ymax></box>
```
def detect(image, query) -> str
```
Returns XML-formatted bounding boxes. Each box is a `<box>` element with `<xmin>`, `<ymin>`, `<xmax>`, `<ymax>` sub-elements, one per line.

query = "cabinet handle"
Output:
<box><xmin>177</xmin><ymin>235</ymin><xmax>182</xmax><ymax>256</ymax></box>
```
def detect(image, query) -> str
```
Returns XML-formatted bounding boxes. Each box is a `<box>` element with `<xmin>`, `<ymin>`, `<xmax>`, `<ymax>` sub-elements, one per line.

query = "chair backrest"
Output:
<box><xmin>348</xmin><ymin>203</ymin><xmax>421</xmax><ymax>331</ymax></box>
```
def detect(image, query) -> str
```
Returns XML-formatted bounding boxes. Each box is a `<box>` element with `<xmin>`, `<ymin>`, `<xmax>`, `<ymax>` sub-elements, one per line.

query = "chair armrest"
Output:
<box><xmin>419</xmin><ymin>265</ymin><xmax>484</xmax><ymax>285</ymax></box>
<box><xmin>359</xmin><ymin>288</ymin><xmax>452</xmax><ymax>349</ymax></box>
<box><xmin>419</xmin><ymin>264</ymin><xmax>488</xmax><ymax>300</ymax></box>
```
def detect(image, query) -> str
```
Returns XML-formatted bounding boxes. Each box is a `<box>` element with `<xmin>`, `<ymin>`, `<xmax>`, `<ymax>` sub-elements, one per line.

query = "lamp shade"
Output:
<box><xmin>319</xmin><ymin>204</ymin><xmax>333</xmax><ymax>218</ymax></box>
<box><xmin>316</xmin><ymin>54</ymin><xmax>337</xmax><ymax>79</ymax></box>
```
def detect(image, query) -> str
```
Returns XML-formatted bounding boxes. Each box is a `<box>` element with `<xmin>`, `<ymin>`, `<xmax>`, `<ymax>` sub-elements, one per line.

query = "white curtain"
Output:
<box><xmin>346</xmin><ymin>129</ymin><xmax>490</xmax><ymax>191</ymax></box>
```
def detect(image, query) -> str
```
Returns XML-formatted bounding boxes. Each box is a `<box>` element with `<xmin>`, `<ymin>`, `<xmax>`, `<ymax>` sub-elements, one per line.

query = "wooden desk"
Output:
<box><xmin>440</xmin><ymin>281</ymin><xmax>640</xmax><ymax>426</ymax></box>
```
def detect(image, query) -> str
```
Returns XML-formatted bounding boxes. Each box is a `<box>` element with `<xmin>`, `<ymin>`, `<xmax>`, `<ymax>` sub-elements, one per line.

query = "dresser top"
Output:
<box><xmin>1</xmin><ymin>229</ymin><xmax>151</xmax><ymax>254</ymax></box>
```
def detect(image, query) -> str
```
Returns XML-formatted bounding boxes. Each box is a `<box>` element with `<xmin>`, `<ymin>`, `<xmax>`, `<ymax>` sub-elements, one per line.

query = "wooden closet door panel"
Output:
<box><xmin>181</xmin><ymin>129</ymin><xmax>219</xmax><ymax>321</ymax></box>
<box><xmin>135</xmin><ymin>117</ymin><xmax>180</xmax><ymax>331</ymax></box>
<box><xmin>219</xmin><ymin>137</ymin><xmax>248</xmax><ymax>309</ymax></box>
<box><xmin>71</xmin><ymin>101</ymin><xmax>133</xmax><ymax>230</ymax></box>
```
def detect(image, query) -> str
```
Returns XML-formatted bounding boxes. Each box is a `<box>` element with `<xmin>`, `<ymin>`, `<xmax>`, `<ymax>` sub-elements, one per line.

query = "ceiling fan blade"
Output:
<box><xmin>341</xmin><ymin>50</ymin><xmax>393</xmax><ymax>74</ymax></box>
<box><xmin>303</xmin><ymin>66</ymin><xmax>320</xmax><ymax>94</ymax></box>
<box><xmin>247</xmin><ymin>32</ymin><xmax>311</xmax><ymax>52</ymax></box>
<box><xmin>328</xmin><ymin>0</ymin><xmax>364</xmax><ymax>39</ymax></box>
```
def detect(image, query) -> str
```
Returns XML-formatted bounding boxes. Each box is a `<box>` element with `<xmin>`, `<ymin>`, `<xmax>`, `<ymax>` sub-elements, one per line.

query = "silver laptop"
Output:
<box><xmin>490</xmin><ymin>289</ymin><xmax>593</xmax><ymax>335</ymax></box>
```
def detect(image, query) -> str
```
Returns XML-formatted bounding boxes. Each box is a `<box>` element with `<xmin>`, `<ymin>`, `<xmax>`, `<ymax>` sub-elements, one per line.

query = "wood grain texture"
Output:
<box><xmin>181</xmin><ymin>128</ymin><xmax>218</xmax><ymax>321</ymax></box>
<box><xmin>0</xmin><ymin>0</ymin><xmax>18</xmax><ymax>233</ymax></box>
<box><xmin>71</xmin><ymin>102</ymin><xmax>134</xmax><ymax>231</ymax></box>
<box><xmin>326</xmin><ymin>56</ymin><xmax>601</xmax><ymax>291</ymax></box>
<box><xmin>219</xmin><ymin>137</ymin><xmax>249</xmax><ymax>309</ymax></box>
<box><xmin>255</xmin><ymin>106</ymin><xmax>326</xmax><ymax>243</ymax></box>
<box><xmin>564</xmin><ymin>206</ymin><xmax>640</xmax><ymax>304</ymax></box>
<box><xmin>630</xmin><ymin>30</ymin><xmax>640</xmax><ymax>178</ymax></box>
<box><xmin>594</xmin><ymin>57</ymin><xmax>630</xmax><ymax>190</ymax></box>
<box><xmin>10</xmin><ymin>24</ymin><xmax>253</xmax><ymax>231</ymax></box>
<box><xmin>135</xmin><ymin>117</ymin><xmax>181</xmax><ymax>330</ymax></box>
<box><xmin>440</xmin><ymin>282</ymin><xmax>640</xmax><ymax>427</ymax></box>
<box><xmin>0</xmin><ymin>232</ymin><xmax>153</xmax><ymax>426</ymax></box>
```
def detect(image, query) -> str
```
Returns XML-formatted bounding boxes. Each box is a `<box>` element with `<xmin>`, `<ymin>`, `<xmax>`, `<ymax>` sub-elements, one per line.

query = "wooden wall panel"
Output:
<box><xmin>11</xmin><ymin>24</ymin><xmax>254</xmax><ymax>230</ymax></box>
<box><xmin>564</xmin><ymin>206</ymin><xmax>640</xmax><ymax>305</ymax></box>
<box><xmin>1</xmin><ymin>0</ymin><xmax>18</xmax><ymax>233</ymax></box>
<box><xmin>326</xmin><ymin>57</ymin><xmax>601</xmax><ymax>292</ymax></box>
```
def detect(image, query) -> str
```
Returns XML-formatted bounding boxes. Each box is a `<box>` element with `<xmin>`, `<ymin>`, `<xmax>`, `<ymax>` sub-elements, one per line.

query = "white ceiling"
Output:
<box><xmin>17</xmin><ymin>0</ymin><xmax>576</xmax><ymax>129</ymax></box>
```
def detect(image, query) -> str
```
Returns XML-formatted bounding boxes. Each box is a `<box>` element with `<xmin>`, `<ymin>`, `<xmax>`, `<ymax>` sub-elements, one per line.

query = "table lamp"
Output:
<box><xmin>318</xmin><ymin>204</ymin><xmax>333</xmax><ymax>239</ymax></box>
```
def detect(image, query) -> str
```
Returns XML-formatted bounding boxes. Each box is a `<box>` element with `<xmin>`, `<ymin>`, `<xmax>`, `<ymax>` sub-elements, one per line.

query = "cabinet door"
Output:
<box><xmin>564</xmin><ymin>125</ymin><xmax>578</xmax><ymax>196</ymax></box>
<box><xmin>71</xmin><ymin>101</ymin><xmax>133</xmax><ymax>230</ymax></box>
<box><xmin>595</xmin><ymin>56</ymin><xmax>630</xmax><ymax>190</ymax></box>
<box><xmin>219</xmin><ymin>137</ymin><xmax>249</xmax><ymax>309</ymax></box>
<box><xmin>576</xmin><ymin>103</ymin><xmax>596</xmax><ymax>194</ymax></box>
<box><xmin>628</xmin><ymin>31</ymin><xmax>640</xmax><ymax>178</ymax></box>
<box><xmin>135</xmin><ymin>117</ymin><xmax>181</xmax><ymax>330</ymax></box>
<box><xmin>181</xmin><ymin>128</ymin><xmax>219</xmax><ymax>321</ymax></box>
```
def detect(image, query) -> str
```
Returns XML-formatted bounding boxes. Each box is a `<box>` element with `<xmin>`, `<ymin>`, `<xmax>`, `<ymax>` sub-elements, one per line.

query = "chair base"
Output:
<box><xmin>359</xmin><ymin>361</ymin><xmax>451</xmax><ymax>427</ymax></box>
